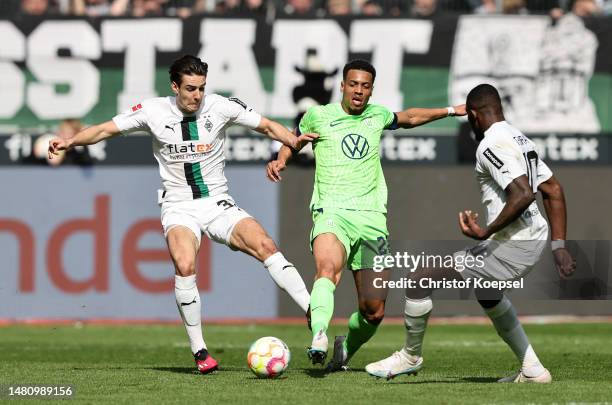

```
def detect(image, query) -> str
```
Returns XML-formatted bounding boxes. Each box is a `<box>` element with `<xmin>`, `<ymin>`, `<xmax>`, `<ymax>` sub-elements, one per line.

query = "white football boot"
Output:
<box><xmin>365</xmin><ymin>350</ymin><xmax>423</xmax><ymax>380</ymax></box>
<box><xmin>498</xmin><ymin>368</ymin><xmax>552</xmax><ymax>383</ymax></box>
<box><xmin>307</xmin><ymin>329</ymin><xmax>328</xmax><ymax>365</ymax></box>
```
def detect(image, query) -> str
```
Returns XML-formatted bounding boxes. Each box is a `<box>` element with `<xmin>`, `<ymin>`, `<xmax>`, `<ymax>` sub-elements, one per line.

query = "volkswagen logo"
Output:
<box><xmin>341</xmin><ymin>134</ymin><xmax>369</xmax><ymax>159</ymax></box>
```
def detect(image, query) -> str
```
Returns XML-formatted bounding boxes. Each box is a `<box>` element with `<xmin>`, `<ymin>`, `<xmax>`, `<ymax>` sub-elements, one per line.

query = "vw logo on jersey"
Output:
<box><xmin>341</xmin><ymin>134</ymin><xmax>369</xmax><ymax>159</ymax></box>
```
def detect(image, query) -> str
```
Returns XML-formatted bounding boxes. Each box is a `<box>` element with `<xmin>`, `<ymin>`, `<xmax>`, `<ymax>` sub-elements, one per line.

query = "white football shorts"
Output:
<box><xmin>453</xmin><ymin>239</ymin><xmax>546</xmax><ymax>282</ymax></box>
<box><xmin>160</xmin><ymin>193</ymin><xmax>252</xmax><ymax>245</ymax></box>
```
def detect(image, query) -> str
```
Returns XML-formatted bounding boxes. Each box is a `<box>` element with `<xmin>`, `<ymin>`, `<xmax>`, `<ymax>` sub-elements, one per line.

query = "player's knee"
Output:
<box><xmin>257</xmin><ymin>237</ymin><xmax>278</xmax><ymax>260</ymax></box>
<box><xmin>361</xmin><ymin>305</ymin><xmax>385</xmax><ymax>325</ymax></box>
<box><xmin>173</xmin><ymin>255</ymin><xmax>196</xmax><ymax>276</ymax></box>
<box><xmin>315</xmin><ymin>261</ymin><xmax>338</xmax><ymax>283</ymax></box>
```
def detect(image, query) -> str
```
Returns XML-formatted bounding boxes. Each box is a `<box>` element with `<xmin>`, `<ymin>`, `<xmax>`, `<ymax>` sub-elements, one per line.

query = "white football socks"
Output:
<box><xmin>402</xmin><ymin>297</ymin><xmax>433</xmax><ymax>359</ymax></box>
<box><xmin>484</xmin><ymin>296</ymin><xmax>546</xmax><ymax>377</ymax></box>
<box><xmin>175</xmin><ymin>274</ymin><xmax>206</xmax><ymax>355</ymax></box>
<box><xmin>263</xmin><ymin>252</ymin><xmax>310</xmax><ymax>313</ymax></box>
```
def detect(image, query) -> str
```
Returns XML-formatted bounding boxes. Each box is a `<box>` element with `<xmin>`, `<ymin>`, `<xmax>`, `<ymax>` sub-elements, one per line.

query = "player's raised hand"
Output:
<box><xmin>553</xmin><ymin>248</ymin><xmax>576</xmax><ymax>280</ymax></box>
<box><xmin>48</xmin><ymin>137</ymin><xmax>72</xmax><ymax>160</ymax></box>
<box><xmin>266</xmin><ymin>159</ymin><xmax>286</xmax><ymax>183</ymax></box>
<box><xmin>453</xmin><ymin>104</ymin><xmax>467</xmax><ymax>116</ymax></box>
<box><xmin>458</xmin><ymin>210</ymin><xmax>488</xmax><ymax>240</ymax></box>
<box><xmin>294</xmin><ymin>132</ymin><xmax>318</xmax><ymax>151</ymax></box>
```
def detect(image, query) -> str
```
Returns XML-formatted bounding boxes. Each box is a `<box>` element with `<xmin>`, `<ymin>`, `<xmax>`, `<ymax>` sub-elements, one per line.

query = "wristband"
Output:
<box><xmin>551</xmin><ymin>240</ymin><xmax>565</xmax><ymax>251</ymax></box>
<box><xmin>446</xmin><ymin>106</ymin><xmax>456</xmax><ymax>116</ymax></box>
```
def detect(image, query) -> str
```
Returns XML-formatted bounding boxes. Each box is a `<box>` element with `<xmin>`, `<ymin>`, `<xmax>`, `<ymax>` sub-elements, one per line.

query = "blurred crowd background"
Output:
<box><xmin>2</xmin><ymin>0</ymin><xmax>610</xmax><ymax>19</ymax></box>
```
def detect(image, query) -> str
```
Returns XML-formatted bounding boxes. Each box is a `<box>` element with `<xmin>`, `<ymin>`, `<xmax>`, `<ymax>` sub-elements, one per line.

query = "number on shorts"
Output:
<box><xmin>216</xmin><ymin>199</ymin><xmax>235</xmax><ymax>210</ymax></box>
<box><xmin>377</xmin><ymin>236</ymin><xmax>390</xmax><ymax>255</ymax></box>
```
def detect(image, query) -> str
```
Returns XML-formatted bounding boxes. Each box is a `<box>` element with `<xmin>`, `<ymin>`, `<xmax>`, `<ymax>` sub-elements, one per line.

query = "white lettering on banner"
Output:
<box><xmin>349</xmin><ymin>20</ymin><xmax>433</xmax><ymax>112</ymax></box>
<box><xmin>0</xmin><ymin>168</ymin><xmax>278</xmax><ymax>319</ymax></box>
<box><xmin>532</xmin><ymin>136</ymin><xmax>599</xmax><ymax>161</ymax></box>
<box><xmin>102</xmin><ymin>19</ymin><xmax>182</xmax><ymax>112</ymax></box>
<box><xmin>198</xmin><ymin>19</ymin><xmax>266</xmax><ymax>108</ymax></box>
<box><xmin>270</xmin><ymin>20</ymin><xmax>347</xmax><ymax>117</ymax></box>
<box><xmin>0</xmin><ymin>22</ymin><xmax>25</xmax><ymax>118</ymax></box>
<box><xmin>225</xmin><ymin>136</ymin><xmax>271</xmax><ymax>161</ymax></box>
<box><xmin>26</xmin><ymin>21</ymin><xmax>101</xmax><ymax>119</ymax></box>
<box><xmin>381</xmin><ymin>135</ymin><xmax>436</xmax><ymax>161</ymax></box>
<box><xmin>4</xmin><ymin>134</ymin><xmax>31</xmax><ymax>161</ymax></box>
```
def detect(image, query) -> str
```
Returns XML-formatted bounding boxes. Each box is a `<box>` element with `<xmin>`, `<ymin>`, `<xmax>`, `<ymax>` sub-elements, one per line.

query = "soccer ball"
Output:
<box><xmin>247</xmin><ymin>336</ymin><xmax>290</xmax><ymax>378</ymax></box>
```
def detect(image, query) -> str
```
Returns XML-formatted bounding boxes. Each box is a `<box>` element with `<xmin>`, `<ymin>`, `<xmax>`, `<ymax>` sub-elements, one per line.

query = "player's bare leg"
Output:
<box><xmin>308</xmin><ymin>233</ymin><xmax>346</xmax><ymax>365</ymax></box>
<box><xmin>477</xmin><ymin>290</ymin><xmax>551</xmax><ymax>383</ymax></box>
<box><xmin>229</xmin><ymin>217</ymin><xmax>310</xmax><ymax>314</ymax></box>
<box><xmin>166</xmin><ymin>226</ymin><xmax>218</xmax><ymax>374</ymax></box>
<box><xmin>328</xmin><ymin>269</ymin><xmax>388</xmax><ymax>371</ymax></box>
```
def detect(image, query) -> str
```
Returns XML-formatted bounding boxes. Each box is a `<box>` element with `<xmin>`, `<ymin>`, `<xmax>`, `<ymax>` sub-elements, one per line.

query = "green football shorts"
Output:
<box><xmin>310</xmin><ymin>207</ymin><xmax>389</xmax><ymax>270</ymax></box>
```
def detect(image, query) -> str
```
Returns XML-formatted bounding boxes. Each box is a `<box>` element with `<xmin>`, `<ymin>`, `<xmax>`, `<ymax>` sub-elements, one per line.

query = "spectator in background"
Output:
<box><xmin>161</xmin><ymin>0</ymin><xmax>195</xmax><ymax>17</ymax></box>
<box><xmin>473</xmin><ymin>0</ymin><xmax>497</xmax><ymax>13</ymax></box>
<box><xmin>571</xmin><ymin>0</ymin><xmax>602</xmax><ymax>15</ymax></box>
<box><xmin>21</xmin><ymin>0</ymin><xmax>52</xmax><ymax>15</ymax></box>
<box><xmin>132</xmin><ymin>0</ymin><xmax>164</xmax><ymax>16</ymax></box>
<box><xmin>243</xmin><ymin>0</ymin><xmax>267</xmax><ymax>13</ymax></box>
<box><xmin>360</xmin><ymin>0</ymin><xmax>383</xmax><ymax>14</ymax></box>
<box><xmin>72</xmin><ymin>0</ymin><xmax>129</xmax><ymax>16</ymax></box>
<box><xmin>214</xmin><ymin>0</ymin><xmax>241</xmax><ymax>13</ymax></box>
<box><xmin>283</xmin><ymin>0</ymin><xmax>319</xmax><ymax>15</ymax></box>
<box><xmin>410</xmin><ymin>0</ymin><xmax>438</xmax><ymax>17</ymax></box>
<box><xmin>327</xmin><ymin>0</ymin><xmax>351</xmax><ymax>15</ymax></box>
<box><xmin>503</xmin><ymin>0</ymin><xmax>528</xmax><ymax>13</ymax></box>
<box><xmin>550</xmin><ymin>0</ymin><xmax>602</xmax><ymax>18</ymax></box>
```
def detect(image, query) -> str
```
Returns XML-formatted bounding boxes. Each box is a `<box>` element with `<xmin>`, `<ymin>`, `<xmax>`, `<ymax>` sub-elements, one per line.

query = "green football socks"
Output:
<box><xmin>310</xmin><ymin>277</ymin><xmax>336</xmax><ymax>337</ymax></box>
<box><xmin>345</xmin><ymin>311</ymin><xmax>378</xmax><ymax>358</ymax></box>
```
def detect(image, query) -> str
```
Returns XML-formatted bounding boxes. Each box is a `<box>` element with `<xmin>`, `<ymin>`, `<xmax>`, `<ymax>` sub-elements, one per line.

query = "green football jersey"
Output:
<box><xmin>299</xmin><ymin>103</ymin><xmax>397</xmax><ymax>213</ymax></box>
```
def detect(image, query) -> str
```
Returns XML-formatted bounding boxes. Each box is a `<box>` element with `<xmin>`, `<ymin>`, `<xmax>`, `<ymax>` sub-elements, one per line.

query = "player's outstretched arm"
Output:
<box><xmin>538</xmin><ymin>176</ymin><xmax>576</xmax><ymax>279</ymax></box>
<box><xmin>396</xmin><ymin>104</ymin><xmax>466</xmax><ymax>128</ymax></box>
<box><xmin>255</xmin><ymin>117</ymin><xmax>318</xmax><ymax>150</ymax></box>
<box><xmin>459</xmin><ymin>175</ymin><xmax>534</xmax><ymax>240</ymax></box>
<box><xmin>48</xmin><ymin>120</ymin><xmax>121</xmax><ymax>160</ymax></box>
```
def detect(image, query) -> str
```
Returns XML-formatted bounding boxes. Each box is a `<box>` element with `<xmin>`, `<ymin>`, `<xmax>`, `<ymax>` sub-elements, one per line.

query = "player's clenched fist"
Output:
<box><xmin>266</xmin><ymin>160</ymin><xmax>286</xmax><ymax>182</ymax></box>
<box><xmin>48</xmin><ymin>138</ymin><xmax>72</xmax><ymax>160</ymax></box>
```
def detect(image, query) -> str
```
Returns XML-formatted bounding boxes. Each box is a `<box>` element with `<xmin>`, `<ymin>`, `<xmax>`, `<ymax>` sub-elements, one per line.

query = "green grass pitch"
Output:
<box><xmin>1</xmin><ymin>322</ymin><xmax>611</xmax><ymax>404</ymax></box>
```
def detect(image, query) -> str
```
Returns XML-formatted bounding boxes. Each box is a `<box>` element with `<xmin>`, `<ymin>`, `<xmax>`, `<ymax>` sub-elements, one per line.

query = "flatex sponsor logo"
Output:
<box><xmin>165</xmin><ymin>142</ymin><xmax>214</xmax><ymax>161</ymax></box>
<box><xmin>380</xmin><ymin>134</ymin><xmax>436</xmax><ymax>161</ymax></box>
<box><xmin>532</xmin><ymin>135</ymin><xmax>599</xmax><ymax>161</ymax></box>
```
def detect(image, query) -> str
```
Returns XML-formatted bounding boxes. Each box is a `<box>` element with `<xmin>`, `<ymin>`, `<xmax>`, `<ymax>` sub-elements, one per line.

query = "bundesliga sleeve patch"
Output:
<box><xmin>131</xmin><ymin>103</ymin><xmax>142</xmax><ymax>112</ymax></box>
<box><xmin>483</xmin><ymin>147</ymin><xmax>504</xmax><ymax>169</ymax></box>
<box><xmin>228</xmin><ymin>97</ymin><xmax>247</xmax><ymax>109</ymax></box>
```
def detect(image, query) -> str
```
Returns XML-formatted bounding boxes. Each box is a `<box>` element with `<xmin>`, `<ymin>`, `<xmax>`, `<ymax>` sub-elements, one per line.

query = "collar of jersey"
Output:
<box><xmin>335</xmin><ymin>102</ymin><xmax>370</xmax><ymax>118</ymax></box>
<box><xmin>484</xmin><ymin>120</ymin><xmax>508</xmax><ymax>137</ymax></box>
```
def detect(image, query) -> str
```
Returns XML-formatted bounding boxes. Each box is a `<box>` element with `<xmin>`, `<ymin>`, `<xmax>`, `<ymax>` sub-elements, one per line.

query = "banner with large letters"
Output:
<box><xmin>0</xmin><ymin>15</ymin><xmax>610</xmax><ymax>133</ymax></box>
<box><xmin>0</xmin><ymin>166</ymin><xmax>280</xmax><ymax>320</ymax></box>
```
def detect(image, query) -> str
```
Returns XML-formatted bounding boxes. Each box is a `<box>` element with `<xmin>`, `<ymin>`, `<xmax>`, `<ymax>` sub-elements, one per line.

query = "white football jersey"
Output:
<box><xmin>475</xmin><ymin>121</ymin><xmax>553</xmax><ymax>241</ymax></box>
<box><xmin>112</xmin><ymin>94</ymin><xmax>261</xmax><ymax>202</ymax></box>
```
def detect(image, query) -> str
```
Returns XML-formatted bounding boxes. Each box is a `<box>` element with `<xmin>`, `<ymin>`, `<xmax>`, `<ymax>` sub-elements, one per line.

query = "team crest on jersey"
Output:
<box><xmin>204</xmin><ymin>119</ymin><xmax>213</xmax><ymax>132</ymax></box>
<box><xmin>341</xmin><ymin>134</ymin><xmax>369</xmax><ymax>160</ymax></box>
<box><xmin>362</xmin><ymin>117</ymin><xmax>374</xmax><ymax>129</ymax></box>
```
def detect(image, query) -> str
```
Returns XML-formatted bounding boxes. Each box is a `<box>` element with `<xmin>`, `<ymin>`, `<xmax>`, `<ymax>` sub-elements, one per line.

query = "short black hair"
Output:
<box><xmin>343</xmin><ymin>59</ymin><xmax>376</xmax><ymax>83</ymax></box>
<box><xmin>169</xmin><ymin>55</ymin><xmax>208</xmax><ymax>86</ymax></box>
<box><xmin>466</xmin><ymin>83</ymin><xmax>502</xmax><ymax>111</ymax></box>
